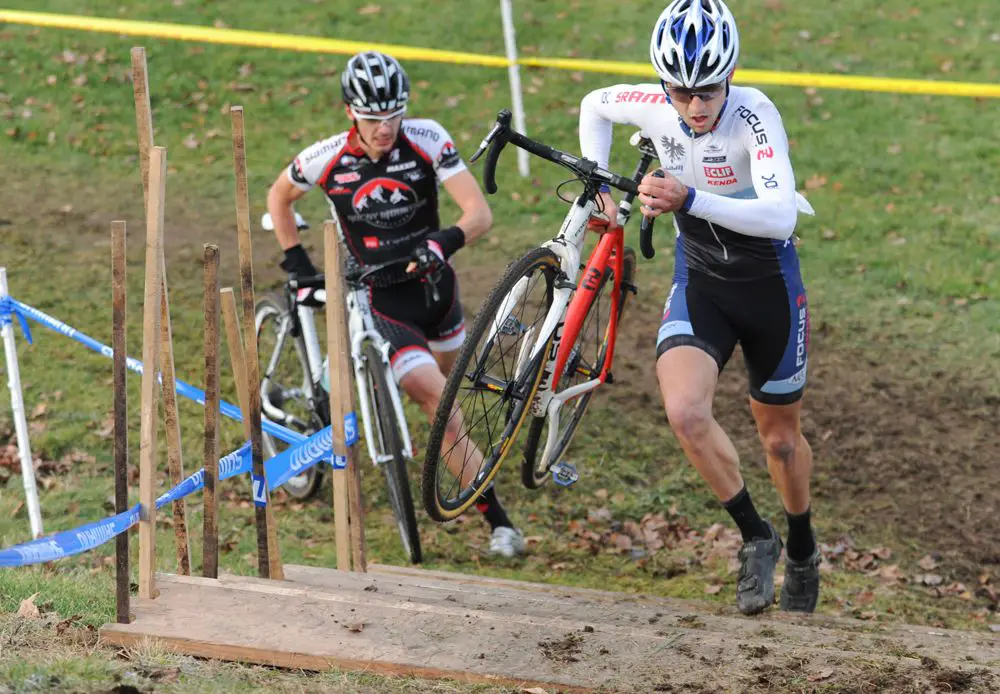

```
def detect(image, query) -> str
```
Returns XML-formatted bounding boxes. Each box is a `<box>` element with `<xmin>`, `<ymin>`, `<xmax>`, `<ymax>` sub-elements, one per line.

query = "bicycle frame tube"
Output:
<box><xmin>551</xmin><ymin>227</ymin><xmax>625</xmax><ymax>388</ymax></box>
<box><xmin>525</xmin><ymin>197</ymin><xmax>595</xmax><ymax>418</ymax></box>
<box><xmin>347</xmin><ymin>286</ymin><xmax>415</xmax><ymax>464</ymax></box>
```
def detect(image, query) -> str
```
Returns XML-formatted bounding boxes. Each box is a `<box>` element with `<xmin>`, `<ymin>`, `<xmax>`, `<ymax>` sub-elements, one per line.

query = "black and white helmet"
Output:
<box><xmin>340</xmin><ymin>51</ymin><xmax>410</xmax><ymax>113</ymax></box>
<box><xmin>650</xmin><ymin>0</ymin><xmax>740</xmax><ymax>88</ymax></box>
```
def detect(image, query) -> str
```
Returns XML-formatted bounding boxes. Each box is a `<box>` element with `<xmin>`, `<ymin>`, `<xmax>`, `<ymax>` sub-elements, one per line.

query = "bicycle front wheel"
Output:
<box><xmin>255</xmin><ymin>293</ymin><xmax>324</xmax><ymax>500</ymax></box>
<box><xmin>422</xmin><ymin>247</ymin><xmax>560</xmax><ymax>522</ymax></box>
<box><xmin>364</xmin><ymin>343</ymin><xmax>421</xmax><ymax>564</ymax></box>
<box><xmin>521</xmin><ymin>247</ymin><xmax>637</xmax><ymax>489</ymax></box>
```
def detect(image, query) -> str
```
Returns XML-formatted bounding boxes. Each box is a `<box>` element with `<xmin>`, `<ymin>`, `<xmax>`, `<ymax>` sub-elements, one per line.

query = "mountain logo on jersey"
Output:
<box><xmin>351</xmin><ymin>178</ymin><xmax>419</xmax><ymax>228</ymax></box>
<box><xmin>660</xmin><ymin>136</ymin><xmax>686</xmax><ymax>164</ymax></box>
<box><xmin>437</xmin><ymin>141</ymin><xmax>460</xmax><ymax>169</ymax></box>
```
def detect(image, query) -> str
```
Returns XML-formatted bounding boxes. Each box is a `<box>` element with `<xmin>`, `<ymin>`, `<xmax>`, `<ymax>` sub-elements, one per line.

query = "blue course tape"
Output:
<box><xmin>0</xmin><ymin>426</ymin><xmax>335</xmax><ymax>568</ymax></box>
<box><xmin>0</xmin><ymin>296</ymin><xmax>33</xmax><ymax>344</ymax></box>
<box><xmin>3</xmin><ymin>298</ymin><xmax>304</xmax><ymax>444</ymax></box>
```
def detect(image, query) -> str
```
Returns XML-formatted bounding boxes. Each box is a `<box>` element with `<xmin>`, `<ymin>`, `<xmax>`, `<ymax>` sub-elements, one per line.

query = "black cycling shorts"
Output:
<box><xmin>368</xmin><ymin>263</ymin><xmax>465</xmax><ymax>382</ymax></box>
<box><xmin>655</xmin><ymin>239</ymin><xmax>809</xmax><ymax>405</ymax></box>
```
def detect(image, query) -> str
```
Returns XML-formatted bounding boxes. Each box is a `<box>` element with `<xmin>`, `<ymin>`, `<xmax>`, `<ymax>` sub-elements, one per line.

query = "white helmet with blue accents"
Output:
<box><xmin>650</xmin><ymin>0</ymin><xmax>740</xmax><ymax>88</ymax></box>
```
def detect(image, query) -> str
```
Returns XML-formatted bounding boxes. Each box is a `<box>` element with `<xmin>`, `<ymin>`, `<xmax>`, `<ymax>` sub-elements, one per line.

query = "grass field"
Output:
<box><xmin>1</xmin><ymin>0</ymin><xmax>999</xmax><ymax>691</ymax></box>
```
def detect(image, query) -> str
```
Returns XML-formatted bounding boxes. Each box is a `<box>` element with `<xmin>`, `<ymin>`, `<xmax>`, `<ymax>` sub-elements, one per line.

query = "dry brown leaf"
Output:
<box><xmin>18</xmin><ymin>592</ymin><xmax>41</xmax><ymax>619</ymax></box>
<box><xmin>55</xmin><ymin>614</ymin><xmax>82</xmax><ymax>634</ymax></box>
<box><xmin>918</xmin><ymin>555</ymin><xmax>938</xmax><ymax>571</ymax></box>
<box><xmin>182</xmin><ymin>133</ymin><xmax>199</xmax><ymax>149</ymax></box>
<box><xmin>72</xmin><ymin>74</ymin><xmax>88</xmax><ymax>87</ymax></box>
<box><xmin>31</xmin><ymin>403</ymin><xmax>47</xmax><ymax>419</ymax></box>
<box><xmin>523</xmin><ymin>688</ymin><xmax>550</xmax><ymax>694</ymax></box>
<box><xmin>358</xmin><ymin>4</ymin><xmax>381</xmax><ymax>14</ymax></box>
<box><xmin>804</xmin><ymin>174</ymin><xmax>827</xmax><ymax>190</ymax></box>
<box><xmin>807</xmin><ymin>669</ymin><xmax>835</xmax><ymax>682</ymax></box>
<box><xmin>343</xmin><ymin>620</ymin><xmax>366</xmax><ymax>633</ymax></box>
<box><xmin>704</xmin><ymin>584</ymin><xmax>723</xmax><ymax>595</ymax></box>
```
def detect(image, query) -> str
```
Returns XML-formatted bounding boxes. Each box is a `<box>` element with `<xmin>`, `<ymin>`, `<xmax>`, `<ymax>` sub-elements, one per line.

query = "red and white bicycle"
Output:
<box><xmin>422</xmin><ymin>109</ymin><xmax>661</xmax><ymax>521</ymax></box>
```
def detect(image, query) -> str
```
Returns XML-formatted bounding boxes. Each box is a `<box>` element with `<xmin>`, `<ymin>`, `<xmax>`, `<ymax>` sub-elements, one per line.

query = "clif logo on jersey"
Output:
<box><xmin>351</xmin><ymin>177</ymin><xmax>418</xmax><ymax>229</ymax></box>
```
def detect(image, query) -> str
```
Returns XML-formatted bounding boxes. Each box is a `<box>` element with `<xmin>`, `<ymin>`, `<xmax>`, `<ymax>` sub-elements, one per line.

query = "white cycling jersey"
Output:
<box><xmin>580</xmin><ymin>84</ymin><xmax>814</xmax><ymax>281</ymax></box>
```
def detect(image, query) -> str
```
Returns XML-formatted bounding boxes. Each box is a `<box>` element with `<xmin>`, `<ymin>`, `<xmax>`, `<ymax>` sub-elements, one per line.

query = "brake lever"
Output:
<box><xmin>470</xmin><ymin>120</ymin><xmax>504</xmax><ymax>163</ymax></box>
<box><xmin>639</xmin><ymin>170</ymin><xmax>665</xmax><ymax>260</ymax></box>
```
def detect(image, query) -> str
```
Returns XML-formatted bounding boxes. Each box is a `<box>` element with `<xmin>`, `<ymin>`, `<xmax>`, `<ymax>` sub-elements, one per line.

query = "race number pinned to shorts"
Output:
<box><xmin>251</xmin><ymin>475</ymin><xmax>268</xmax><ymax>507</ymax></box>
<box><xmin>330</xmin><ymin>454</ymin><xmax>347</xmax><ymax>470</ymax></box>
<box><xmin>344</xmin><ymin>411</ymin><xmax>359</xmax><ymax>447</ymax></box>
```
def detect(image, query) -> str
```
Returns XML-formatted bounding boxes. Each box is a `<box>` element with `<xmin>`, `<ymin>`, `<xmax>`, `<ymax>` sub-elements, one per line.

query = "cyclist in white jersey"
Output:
<box><xmin>579</xmin><ymin>0</ymin><xmax>820</xmax><ymax>614</ymax></box>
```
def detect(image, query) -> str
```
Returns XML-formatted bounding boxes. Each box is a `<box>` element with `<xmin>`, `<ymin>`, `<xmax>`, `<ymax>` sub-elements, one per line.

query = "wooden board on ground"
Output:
<box><xmin>100</xmin><ymin>565</ymin><xmax>1000</xmax><ymax>693</ymax></box>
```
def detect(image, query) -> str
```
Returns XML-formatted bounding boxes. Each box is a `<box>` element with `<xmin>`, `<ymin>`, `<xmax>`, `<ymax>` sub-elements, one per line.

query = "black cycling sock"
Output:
<box><xmin>476</xmin><ymin>486</ymin><xmax>513</xmax><ymax>530</ymax></box>
<box><xmin>722</xmin><ymin>485</ymin><xmax>771</xmax><ymax>542</ymax></box>
<box><xmin>785</xmin><ymin>507</ymin><xmax>816</xmax><ymax>561</ymax></box>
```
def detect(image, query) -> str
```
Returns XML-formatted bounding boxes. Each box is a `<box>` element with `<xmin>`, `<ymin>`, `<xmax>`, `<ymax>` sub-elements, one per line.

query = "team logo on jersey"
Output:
<box><xmin>757</xmin><ymin>146</ymin><xmax>774</xmax><ymax>160</ymax></box>
<box><xmin>290</xmin><ymin>159</ymin><xmax>309</xmax><ymax>185</ymax></box>
<box><xmin>437</xmin><ymin>141</ymin><xmax>460</xmax><ymax>169</ymax></box>
<box><xmin>389</xmin><ymin>149</ymin><xmax>400</xmax><ymax>163</ymax></box>
<box><xmin>335</xmin><ymin>172</ymin><xmax>361</xmax><ymax>184</ymax></box>
<box><xmin>351</xmin><ymin>177</ymin><xmax>419</xmax><ymax>228</ymax></box>
<box><xmin>363</xmin><ymin>236</ymin><xmax>380</xmax><ymax>249</ymax></box>
<box><xmin>660</xmin><ymin>136</ymin><xmax>686</xmax><ymax>164</ymax></box>
<box><xmin>702</xmin><ymin>155</ymin><xmax>727</xmax><ymax>163</ymax></box>
<box><xmin>703</xmin><ymin>141</ymin><xmax>724</xmax><ymax>154</ymax></box>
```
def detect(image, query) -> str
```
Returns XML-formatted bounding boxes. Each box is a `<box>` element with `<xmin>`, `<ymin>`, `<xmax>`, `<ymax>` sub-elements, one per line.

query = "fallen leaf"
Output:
<box><xmin>704</xmin><ymin>584</ymin><xmax>723</xmax><ymax>595</ymax></box>
<box><xmin>523</xmin><ymin>689</ymin><xmax>550</xmax><ymax>694</ymax></box>
<box><xmin>18</xmin><ymin>592</ymin><xmax>41</xmax><ymax>619</ymax></box>
<box><xmin>856</xmin><ymin>590</ymin><xmax>876</xmax><ymax>605</ymax></box>
<box><xmin>990</xmin><ymin>624</ymin><xmax>1000</xmax><ymax>633</ymax></box>
<box><xmin>55</xmin><ymin>614</ymin><xmax>82</xmax><ymax>634</ymax></box>
<box><xmin>918</xmin><ymin>555</ymin><xmax>938</xmax><ymax>571</ymax></box>
<box><xmin>807</xmin><ymin>668</ymin><xmax>835</xmax><ymax>682</ymax></box>
<box><xmin>358</xmin><ymin>4</ymin><xmax>381</xmax><ymax>14</ymax></box>
<box><xmin>238</xmin><ymin>63</ymin><xmax>254</xmax><ymax>78</ymax></box>
<box><xmin>804</xmin><ymin>174</ymin><xmax>827</xmax><ymax>190</ymax></box>
<box><xmin>72</xmin><ymin>74</ymin><xmax>88</xmax><ymax>87</ymax></box>
<box><xmin>886</xmin><ymin>143</ymin><xmax>902</xmax><ymax>155</ymax></box>
<box><xmin>922</xmin><ymin>574</ymin><xmax>943</xmax><ymax>587</ymax></box>
<box><xmin>343</xmin><ymin>620</ymin><xmax>366</xmax><ymax>632</ymax></box>
<box><xmin>31</xmin><ymin>403</ymin><xmax>47</xmax><ymax>419</ymax></box>
<box><xmin>182</xmin><ymin>133</ymin><xmax>199</xmax><ymax>149</ymax></box>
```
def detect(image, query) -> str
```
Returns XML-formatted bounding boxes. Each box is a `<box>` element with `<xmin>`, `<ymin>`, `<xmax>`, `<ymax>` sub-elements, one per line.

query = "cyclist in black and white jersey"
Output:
<box><xmin>266</xmin><ymin>51</ymin><xmax>525</xmax><ymax>558</ymax></box>
<box><xmin>579</xmin><ymin>0</ymin><xmax>820</xmax><ymax>614</ymax></box>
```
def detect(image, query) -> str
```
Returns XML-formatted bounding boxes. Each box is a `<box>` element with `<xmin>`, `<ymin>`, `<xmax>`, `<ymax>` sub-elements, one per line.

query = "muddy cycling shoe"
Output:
<box><xmin>488</xmin><ymin>526</ymin><xmax>525</xmax><ymax>559</ymax></box>
<box><xmin>736</xmin><ymin>521</ymin><xmax>782</xmax><ymax>616</ymax></box>
<box><xmin>780</xmin><ymin>546</ymin><xmax>822</xmax><ymax>613</ymax></box>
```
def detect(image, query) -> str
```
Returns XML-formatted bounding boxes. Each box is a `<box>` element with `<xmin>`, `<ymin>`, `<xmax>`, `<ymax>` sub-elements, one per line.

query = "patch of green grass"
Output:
<box><xmin>1</xmin><ymin>2</ymin><xmax>999</xmax><ymax>685</ymax></box>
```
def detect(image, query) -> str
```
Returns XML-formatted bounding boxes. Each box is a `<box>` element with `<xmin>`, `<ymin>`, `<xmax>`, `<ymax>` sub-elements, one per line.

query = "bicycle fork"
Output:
<box><xmin>351</xmin><ymin>332</ymin><xmax>415</xmax><ymax>465</ymax></box>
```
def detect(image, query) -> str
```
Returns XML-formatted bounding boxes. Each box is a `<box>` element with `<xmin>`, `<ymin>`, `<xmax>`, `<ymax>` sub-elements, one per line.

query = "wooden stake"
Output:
<box><xmin>131</xmin><ymin>45</ymin><xmax>190</xmax><ymax>574</ymax></box>
<box><xmin>221</xmin><ymin>289</ymin><xmax>285</xmax><ymax>580</ymax></box>
<box><xmin>230</xmin><ymin>105</ymin><xmax>281</xmax><ymax>580</ymax></box>
<box><xmin>112</xmin><ymin>221</ymin><xmax>130</xmax><ymax>623</ymax></box>
<box><xmin>138</xmin><ymin>146</ymin><xmax>167</xmax><ymax>600</ymax></box>
<box><xmin>324</xmin><ymin>221</ymin><xmax>367</xmax><ymax>571</ymax></box>
<box><xmin>202</xmin><ymin>245</ymin><xmax>221</xmax><ymax>579</ymax></box>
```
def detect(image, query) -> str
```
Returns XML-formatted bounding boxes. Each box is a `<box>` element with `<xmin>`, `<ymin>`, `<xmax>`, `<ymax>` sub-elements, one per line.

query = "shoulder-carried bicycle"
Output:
<box><xmin>255</xmin><ymin>238</ymin><xmax>425</xmax><ymax>563</ymax></box>
<box><xmin>421</xmin><ymin>109</ymin><xmax>661</xmax><ymax>522</ymax></box>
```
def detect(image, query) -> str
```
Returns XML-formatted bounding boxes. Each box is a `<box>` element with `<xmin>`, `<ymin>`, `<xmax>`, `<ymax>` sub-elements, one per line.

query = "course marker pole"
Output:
<box><xmin>202</xmin><ymin>245</ymin><xmax>221</xmax><ymax>579</ymax></box>
<box><xmin>138</xmin><ymin>146</ymin><xmax>167</xmax><ymax>600</ymax></box>
<box><xmin>0</xmin><ymin>268</ymin><xmax>43</xmax><ymax>539</ymax></box>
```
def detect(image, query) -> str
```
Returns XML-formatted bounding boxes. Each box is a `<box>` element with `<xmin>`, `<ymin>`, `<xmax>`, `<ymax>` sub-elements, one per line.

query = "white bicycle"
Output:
<box><xmin>255</xmin><ymin>217</ymin><xmax>424</xmax><ymax>563</ymax></box>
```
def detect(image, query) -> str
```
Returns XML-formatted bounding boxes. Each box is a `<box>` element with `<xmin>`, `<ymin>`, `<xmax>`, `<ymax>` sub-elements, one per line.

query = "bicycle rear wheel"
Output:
<box><xmin>364</xmin><ymin>343</ymin><xmax>421</xmax><ymax>564</ymax></box>
<box><xmin>255</xmin><ymin>293</ymin><xmax>324</xmax><ymax>500</ymax></box>
<box><xmin>521</xmin><ymin>247</ymin><xmax>637</xmax><ymax>489</ymax></box>
<box><xmin>422</xmin><ymin>247</ymin><xmax>560</xmax><ymax>521</ymax></box>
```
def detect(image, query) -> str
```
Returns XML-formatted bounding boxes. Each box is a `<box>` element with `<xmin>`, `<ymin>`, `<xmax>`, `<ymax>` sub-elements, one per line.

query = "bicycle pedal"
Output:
<box><xmin>551</xmin><ymin>461</ymin><xmax>579</xmax><ymax>487</ymax></box>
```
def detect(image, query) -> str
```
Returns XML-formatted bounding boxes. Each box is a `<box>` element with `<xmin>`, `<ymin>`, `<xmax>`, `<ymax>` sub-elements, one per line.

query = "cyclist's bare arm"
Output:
<box><xmin>267</xmin><ymin>173</ymin><xmax>309</xmax><ymax>251</ymax></box>
<box><xmin>442</xmin><ymin>169</ymin><xmax>493</xmax><ymax>245</ymax></box>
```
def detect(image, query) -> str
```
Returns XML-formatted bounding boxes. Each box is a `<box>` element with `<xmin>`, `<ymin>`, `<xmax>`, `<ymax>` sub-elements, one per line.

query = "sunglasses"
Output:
<box><xmin>661</xmin><ymin>81</ymin><xmax>726</xmax><ymax>104</ymax></box>
<box><xmin>350</xmin><ymin>105</ymin><xmax>407</xmax><ymax>122</ymax></box>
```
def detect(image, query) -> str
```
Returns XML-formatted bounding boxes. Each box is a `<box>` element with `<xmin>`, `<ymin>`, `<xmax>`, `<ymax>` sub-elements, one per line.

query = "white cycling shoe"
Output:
<box><xmin>488</xmin><ymin>526</ymin><xmax>526</xmax><ymax>558</ymax></box>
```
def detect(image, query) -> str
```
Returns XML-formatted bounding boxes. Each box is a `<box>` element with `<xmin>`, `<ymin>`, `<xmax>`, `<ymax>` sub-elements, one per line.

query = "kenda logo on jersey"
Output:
<box><xmin>704</xmin><ymin>165</ymin><xmax>737</xmax><ymax>186</ymax></box>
